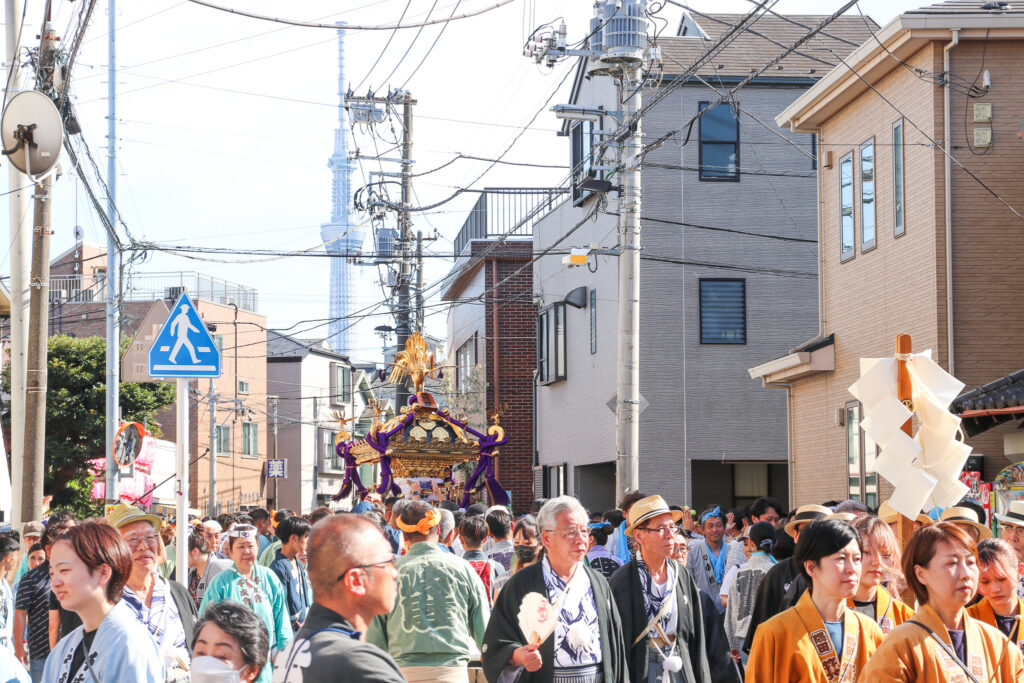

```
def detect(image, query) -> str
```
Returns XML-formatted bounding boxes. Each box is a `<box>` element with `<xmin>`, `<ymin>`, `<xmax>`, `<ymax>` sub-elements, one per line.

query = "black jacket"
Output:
<box><xmin>167</xmin><ymin>578</ymin><xmax>198</xmax><ymax>653</ymax></box>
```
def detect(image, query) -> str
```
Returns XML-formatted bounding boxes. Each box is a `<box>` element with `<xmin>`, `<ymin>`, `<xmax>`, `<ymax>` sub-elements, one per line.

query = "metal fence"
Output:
<box><xmin>452</xmin><ymin>188</ymin><xmax>568</xmax><ymax>256</ymax></box>
<box><xmin>49</xmin><ymin>271</ymin><xmax>259</xmax><ymax>312</ymax></box>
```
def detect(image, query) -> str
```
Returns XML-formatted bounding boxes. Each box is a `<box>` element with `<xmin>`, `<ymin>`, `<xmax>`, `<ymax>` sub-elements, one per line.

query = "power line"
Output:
<box><xmin>182</xmin><ymin>0</ymin><xmax>516</xmax><ymax>31</ymax></box>
<box><xmin>374</xmin><ymin>0</ymin><xmax>439</xmax><ymax>90</ymax></box>
<box><xmin>600</xmin><ymin>211</ymin><xmax>816</xmax><ymax>244</ymax></box>
<box><xmin>398</xmin><ymin>0</ymin><xmax>463</xmax><ymax>90</ymax></box>
<box><xmin>352</xmin><ymin>0</ymin><xmax>413</xmax><ymax>92</ymax></box>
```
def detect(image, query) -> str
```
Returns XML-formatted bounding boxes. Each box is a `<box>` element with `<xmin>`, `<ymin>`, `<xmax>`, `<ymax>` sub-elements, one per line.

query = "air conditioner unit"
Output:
<box><xmin>49</xmin><ymin>289</ymin><xmax>65</xmax><ymax>304</ymax></box>
<box><xmin>165</xmin><ymin>286</ymin><xmax>187</xmax><ymax>301</ymax></box>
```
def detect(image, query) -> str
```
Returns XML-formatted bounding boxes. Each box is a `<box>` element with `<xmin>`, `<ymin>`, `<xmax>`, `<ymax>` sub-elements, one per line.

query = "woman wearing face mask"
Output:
<box><xmin>44</xmin><ymin>521</ymin><xmax>164</xmax><ymax>681</ymax></box>
<box><xmin>746</xmin><ymin>519</ymin><xmax>883</xmax><ymax>681</ymax></box>
<box><xmin>511</xmin><ymin>515</ymin><xmax>540</xmax><ymax>572</ymax></box>
<box><xmin>191</xmin><ymin>601</ymin><xmax>269</xmax><ymax>683</ymax></box>
<box><xmin>848</xmin><ymin>515</ymin><xmax>914</xmax><ymax>635</ymax></box>
<box><xmin>863</xmin><ymin>522</ymin><xmax>1024</xmax><ymax>680</ymax></box>
<box><xmin>200</xmin><ymin>524</ymin><xmax>292</xmax><ymax>683</ymax></box>
<box><xmin>967</xmin><ymin>538</ymin><xmax>1024</xmax><ymax>652</ymax></box>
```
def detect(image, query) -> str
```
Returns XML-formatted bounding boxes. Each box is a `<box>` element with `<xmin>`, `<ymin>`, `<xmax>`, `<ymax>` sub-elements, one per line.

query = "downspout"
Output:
<box><xmin>816</xmin><ymin>128</ymin><xmax>825</xmax><ymax>336</ymax></box>
<box><xmin>944</xmin><ymin>30</ymin><xmax>958</xmax><ymax>375</ymax></box>
<box><xmin>765</xmin><ymin>380</ymin><xmax>794</xmax><ymax>505</ymax></box>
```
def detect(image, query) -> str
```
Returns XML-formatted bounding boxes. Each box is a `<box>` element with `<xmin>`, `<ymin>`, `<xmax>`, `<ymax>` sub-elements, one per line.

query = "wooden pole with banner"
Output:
<box><xmin>895</xmin><ymin>333</ymin><xmax>915</xmax><ymax>553</ymax></box>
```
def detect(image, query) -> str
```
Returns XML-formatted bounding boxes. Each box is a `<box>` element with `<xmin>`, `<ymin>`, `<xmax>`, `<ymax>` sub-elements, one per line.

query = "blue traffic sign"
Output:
<box><xmin>148</xmin><ymin>292</ymin><xmax>222</xmax><ymax>378</ymax></box>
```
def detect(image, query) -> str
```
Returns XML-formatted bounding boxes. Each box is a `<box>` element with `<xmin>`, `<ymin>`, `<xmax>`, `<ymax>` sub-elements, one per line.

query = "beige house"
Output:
<box><xmin>750</xmin><ymin>0</ymin><xmax>1024</xmax><ymax>507</ymax></box>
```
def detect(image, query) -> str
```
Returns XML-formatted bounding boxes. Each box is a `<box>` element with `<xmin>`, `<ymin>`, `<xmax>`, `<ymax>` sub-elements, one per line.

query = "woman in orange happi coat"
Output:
<box><xmin>967</xmin><ymin>538</ymin><xmax>1024</xmax><ymax>653</ymax></box>
<box><xmin>862</xmin><ymin>522</ymin><xmax>1024</xmax><ymax>681</ymax></box>
<box><xmin>847</xmin><ymin>515</ymin><xmax>915</xmax><ymax>635</ymax></box>
<box><xmin>746</xmin><ymin>518</ymin><xmax>883</xmax><ymax>682</ymax></box>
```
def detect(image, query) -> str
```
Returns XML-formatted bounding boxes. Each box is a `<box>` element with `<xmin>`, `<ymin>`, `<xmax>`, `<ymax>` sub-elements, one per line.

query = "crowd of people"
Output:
<box><xmin>2</xmin><ymin>490</ymin><xmax>1024</xmax><ymax>681</ymax></box>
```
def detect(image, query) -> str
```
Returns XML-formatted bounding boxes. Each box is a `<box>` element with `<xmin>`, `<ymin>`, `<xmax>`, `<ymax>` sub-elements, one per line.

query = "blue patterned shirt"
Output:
<box><xmin>541</xmin><ymin>556</ymin><xmax>602</xmax><ymax>668</ymax></box>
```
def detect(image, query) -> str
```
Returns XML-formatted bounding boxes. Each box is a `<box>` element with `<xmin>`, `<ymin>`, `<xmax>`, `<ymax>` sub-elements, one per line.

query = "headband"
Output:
<box><xmin>396</xmin><ymin>508</ymin><xmax>441</xmax><ymax>535</ymax></box>
<box><xmin>700</xmin><ymin>506</ymin><xmax>723</xmax><ymax>525</ymax></box>
<box><xmin>229</xmin><ymin>524</ymin><xmax>258</xmax><ymax>539</ymax></box>
<box><xmin>587</xmin><ymin>522</ymin><xmax>611</xmax><ymax>530</ymax></box>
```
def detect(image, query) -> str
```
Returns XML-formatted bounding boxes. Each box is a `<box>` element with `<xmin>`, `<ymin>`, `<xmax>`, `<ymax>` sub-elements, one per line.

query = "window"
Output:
<box><xmin>699</xmin><ymin>279</ymin><xmax>745</xmax><ymax>344</ymax></box>
<box><xmin>237</xmin><ymin>379</ymin><xmax>250</xmax><ymax>394</ymax></box>
<box><xmin>330</xmin><ymin>364</ymin><xmax>352</xmax><ymax>405</ymax></box>
<box><xmin>215</xmin><ymin>425</ymin><xmax>231</xmax><ymax>456</ymax></box>
<box><xmin>589</xmin><ymin>289</ymin><xmax>597</xmax><ymax>355</ymax></box>
<box><xmin>571</xmin><ymin>119</ymin><xmax>599</xmax><ymax>204</ymax></box>
<box><xmin>241</xmin><ymin>422</ymin><xmax>258</xmax><ymax>457</ymax></box>
<box><xmin>537</xmin><ymin>302</ymin><xmax>566</xmax><ymax>384</ymax></box>
<box><xmin>811</xmin><ymin>133</ymin><xmax>818</xmax><ymax>171</ymax></box>
<box><xmin>455</xmin><ymin>335</ymin><xmax>476</xmax><ymax>394</ymax></box>
<box><xmin>893</xmin><ymin>119</ymin><xmax>905</xmax><ymax>237</ymax></box>
<box><xmin>846</xmin><ymin>401</ymin><xmax>879</xmax><ymax>508</ymax></box>
<box><xmin>839</xmin><ymin>153</ymin><xmax>855</xmax><ymax>261</ymax></box>
<box><xmin>860</xmin><ymin>139</ymin><xmax>876</xmax><ymax>251</ymax></box>
<box><xmin>214</xmin><ymin>335</ymin><xmax>224</xmax><ymax>352</ymax></box>
<box><xmin>699</xmin><ymin>101</ymin><xmax>739</xmax><ymax>180</ymax></box>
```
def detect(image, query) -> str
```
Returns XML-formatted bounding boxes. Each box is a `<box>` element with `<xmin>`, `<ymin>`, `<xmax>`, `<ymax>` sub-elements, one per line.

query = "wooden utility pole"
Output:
<box><xmin>894</xmin><ymin>333</ymin><xmax>915</xmax><ymax>551</ymax></box>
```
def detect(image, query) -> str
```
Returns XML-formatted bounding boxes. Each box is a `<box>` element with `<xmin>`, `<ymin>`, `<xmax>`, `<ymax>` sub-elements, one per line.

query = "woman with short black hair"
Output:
<box><xmin>191</xmin><ymin>601</ymin><xmax>269</xmax><ymax>683</ymax></box>
<box><xmin>864</xmin><ymin>523</ymin><xmax>1024</xmax><ymax>680</ymax></box>
<box><xmin>746</xmin><ymin>519</ymin><xmax>883</xmax><ymax>681</ymax></box>
<box><xmin>44</xmin><ymin>521</ymin><xmax>164</xmax><ymax>681</ymax></box>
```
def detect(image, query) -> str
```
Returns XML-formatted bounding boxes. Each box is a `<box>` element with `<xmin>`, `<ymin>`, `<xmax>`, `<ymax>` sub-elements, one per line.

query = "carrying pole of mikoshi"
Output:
<box><xmin>894</xmin><ymin>333</ymin><xmax>916</xmax><ymax>553</ymax></box>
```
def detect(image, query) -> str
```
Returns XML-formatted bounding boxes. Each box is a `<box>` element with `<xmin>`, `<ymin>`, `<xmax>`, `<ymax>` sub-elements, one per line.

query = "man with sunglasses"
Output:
<box><xmin>273</xmin><ymin>514</ymin><xmax>404</xmax><ymax>682</ymax></box>
<box><xmin>609</xmin><ymin>495</ymin><xmax>711</xmax><ymax>683</ymax></box>
<box><xmin>367</xmin><ymin>501</ymin><xmax>489</xmax><ymax>683</ymax></box>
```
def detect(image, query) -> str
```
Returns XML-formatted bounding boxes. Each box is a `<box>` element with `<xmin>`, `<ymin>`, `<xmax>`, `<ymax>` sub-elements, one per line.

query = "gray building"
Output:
<box><xmin>533</xmin><ymin>12</ymin><xmax>875</xmax><ymax>512</ymax></box>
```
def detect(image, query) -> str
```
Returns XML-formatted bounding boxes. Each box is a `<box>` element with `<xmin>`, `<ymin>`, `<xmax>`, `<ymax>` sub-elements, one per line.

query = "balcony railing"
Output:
<box><xmin>49</xmin><ymin>271</ymin><xmax>259</xmax><ymax>312</ymax></box>
<box><xmin>452</xmin><ymin>188</ymin><xmax>567</xmax><ymax>257</ymax></box>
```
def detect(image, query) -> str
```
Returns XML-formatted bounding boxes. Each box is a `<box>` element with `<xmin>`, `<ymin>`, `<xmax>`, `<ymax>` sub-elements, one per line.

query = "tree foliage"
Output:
<box><xmin>4</xmin><ymin>335</ymin><xmax>176</xmax><ymax>517</ymax></box>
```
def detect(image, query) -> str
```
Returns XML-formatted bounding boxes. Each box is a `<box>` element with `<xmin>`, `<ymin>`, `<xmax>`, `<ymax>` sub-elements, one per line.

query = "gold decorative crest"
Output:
<box><xmin>387</xmin><ymin>332</ymin><xmax>436</xmax><ymax>395</ymax></box>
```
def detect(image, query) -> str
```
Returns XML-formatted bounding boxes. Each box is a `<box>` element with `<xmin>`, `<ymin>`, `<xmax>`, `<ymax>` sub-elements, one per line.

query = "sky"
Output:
<box><xmin>3</xmin><ymin>0</ymin><xmax>923</xmax><ymax>363</ymax></box>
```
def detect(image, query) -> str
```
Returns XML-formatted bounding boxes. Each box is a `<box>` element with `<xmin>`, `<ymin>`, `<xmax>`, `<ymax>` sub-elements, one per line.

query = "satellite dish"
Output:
<box><xmin>1</xmin><ymin>90</ymin><xmax>63</xmax><ymax>176</ymax></box>
<box><xmin>73</xmin><ymin>225</ymin><xmax>83</xmax><ymax>242</ymax></box>
<box><xmin>113</xmin><ymin>421</ymin><xmax>146</xmax><ymax>468</ymax></box>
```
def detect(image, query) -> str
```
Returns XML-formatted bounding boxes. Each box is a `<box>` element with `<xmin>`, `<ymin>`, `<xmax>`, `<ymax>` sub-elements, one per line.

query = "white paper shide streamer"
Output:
<box><xmin>848</xmin><ymin>350</ymin><xmax>971</xmax><ymax>520</ymax></box>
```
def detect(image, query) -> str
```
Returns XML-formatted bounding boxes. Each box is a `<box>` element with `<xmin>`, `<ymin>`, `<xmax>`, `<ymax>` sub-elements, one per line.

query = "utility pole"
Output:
<box><xmin>104</xmin><ymin>0</ymin><xmax>120</xmax><ymax>504</ymax></box>
<box><xmin>21</xmin><ymin>21</ymin><xmax>59</xmax><ymax>523</ymax></box>
<box><xmin>415</xmin><ymin>229</ymin><xmax>424</xmax><ymax>331</ymax></box>
<box><xmin>208</xmin><ymin>378</ymin><xmax>217</xmax><ymax>517</ymax></box>
<box><xmin>5</xmin><ymin>0</ymin><xmax>30</xmax><ymax>527</ymax></box>
<box><xmin>395</xmin><ymin>90</ymin><xmax>414</xmax><ymax>409</ymax></box>
<box><xmin>269</xmin><ymin>395</ymin><xmax>278</xmax><ymax>508</ymax></box>
<box><xmin>526</xmin><ymin>2</ymin><xmax>650</xmax><ymax>500</ymax></box>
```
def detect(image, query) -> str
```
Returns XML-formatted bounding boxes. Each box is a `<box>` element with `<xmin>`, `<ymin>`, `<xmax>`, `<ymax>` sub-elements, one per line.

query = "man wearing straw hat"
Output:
<box><xmin>610</xmin><ymin>495</ymin><xmax>710</xmax><ymax>683</ymax></box>
<box><xmin>939</xmin><ymin>505</ymin><xmax>992</xmax><ymax>542</ymax></box>
<box><xmin>741</xmin><ymin>503</ymin><xmax>831</xmax><ymax>654</ymax></box>
<box><xmin>481</xmin><ymin>496</ymin><xmax>628</xmax><ymax>683</ymax></box>
<box><xmin>995</xmin><ymin>499</ymin><xmax>1024</xmax><ymax>599</ymax></box>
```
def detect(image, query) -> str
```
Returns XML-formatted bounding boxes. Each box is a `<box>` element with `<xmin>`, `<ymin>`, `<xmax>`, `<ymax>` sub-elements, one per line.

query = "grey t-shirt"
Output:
<box><xmin>273</xmin><ymin>604</ymin><xmax>404</xmax><ymax>683</ymax></box>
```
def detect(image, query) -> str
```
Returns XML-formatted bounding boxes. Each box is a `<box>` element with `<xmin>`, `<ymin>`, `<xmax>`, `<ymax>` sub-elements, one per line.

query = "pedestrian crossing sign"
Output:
<box><xmin>147</xmin><ymin>292</ymin><xmax>222</xmax><ymax>378</ymax></box>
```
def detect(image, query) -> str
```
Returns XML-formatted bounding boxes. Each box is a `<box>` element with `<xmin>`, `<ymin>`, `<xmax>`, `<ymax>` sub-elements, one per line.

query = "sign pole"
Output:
<box><xmin>175</xmin><ymin>377</ymin><xmax>189</xmax><ymax>588</ymax></box>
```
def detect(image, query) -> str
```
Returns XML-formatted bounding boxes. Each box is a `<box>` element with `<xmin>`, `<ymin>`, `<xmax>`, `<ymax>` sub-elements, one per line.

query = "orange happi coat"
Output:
<box><xmin>745</xmin><ymin>589</ymin><xmax>883</xmax><ymax>682</ymax></box>
<box><xmin>967</xmin><ymin>595</ymin><xmax>1024</xmax><ymax>654</ymax></box>
<box><xmin>861</xmin><ymin>603</ymin><xmax>1024</xmax><ymax>682</ymax></box>
<box><xmin>846</xmin><ymin>584</ymin><xmax>915</xmax><ymax>635</ymax></box>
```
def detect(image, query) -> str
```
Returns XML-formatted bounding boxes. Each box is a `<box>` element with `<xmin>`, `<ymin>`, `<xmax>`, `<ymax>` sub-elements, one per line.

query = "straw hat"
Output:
<box><xmin>939</xmin><ymin>506</ymin><xmax>992</xmax><ymax>540</ymax></box>
<box><xmin>21</xmin><ymin>521</ymin><xmax>44</xmax><ymax>538</ymax></box>
<box><xmin>995</xmin><ymin>500</ymin><xmax>1024</xmax><ymax>529</ymax></box>
<box><xmin>106</xmin><ymin>503</ymin><xmax>163</xmax><ymax>532</ymax></box>
<box><xmin>877</xmin><ymin>500</ymin><xmax>934</xmax><ymax>527</ymax></box>
<box><xmin>783</xmin><ymin>504</ymin><xmax>832</xmax><ymax>538</ymax></box>
<box><xmin>825</xmin><ymin>512</ymin><xmax>857</xmax><ymax>524</ymax></box>
<box><xmin>625</xmin><ymin>495</ymin><xmax>683</xmax><ymax>537</ymax></box>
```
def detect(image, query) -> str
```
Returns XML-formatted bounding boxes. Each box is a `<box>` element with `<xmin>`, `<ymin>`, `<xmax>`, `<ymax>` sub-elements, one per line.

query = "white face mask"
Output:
<box><xmin>190</xmin><ymin>655</ymin><xmax>243</xmax><ymax>683</ymax></box>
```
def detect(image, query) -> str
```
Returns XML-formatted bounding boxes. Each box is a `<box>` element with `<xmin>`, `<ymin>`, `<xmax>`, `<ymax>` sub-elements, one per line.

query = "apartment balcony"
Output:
<box><xmin>452</xmin><ymin>187</ymin><xmax>567</xmax><ymax>257</ymax></box>
<box><xmin>49</xmin><ymin>271</ymin><xmax>259</xmax><ymax>312</ymax></box>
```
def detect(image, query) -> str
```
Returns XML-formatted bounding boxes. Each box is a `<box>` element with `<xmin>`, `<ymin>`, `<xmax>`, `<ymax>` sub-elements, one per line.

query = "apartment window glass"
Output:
<box><xmin>589</xmin><ymin>289</ymin><xmax>597</xmax><ymax>355</ymax></box>
<box><xmin>699</xmin><ymin>101</ymin><xmax>739</xmax><ymax>180</ymax></box>
<box><xmin>537</xmin><ymin>302</ymin><xmax>567</xmax><ymax>384</ymax></box>
<box><xmin>331</xmin><ymin>364</ymin><xmax>352</xmax><ymax>404</ymax></box>
<box><xmin>571</xmin><ymin>119</ymin><xmax>598</xmax><ymax>204</ymax></box>
<box><xmin>839</xmin><ymin>153</ymin><xmax>854</xmax><ymax>261</ymax></box>
<box><xmin>699</xmin><ymin>279</ymin><xmax>745</xmax><ymax>344</ymax></box>
<box><xmin>214</xmin><ymin>335</ymin><xmax>224</xmax><ymax>352</ymax></box>
<box><xmin>846</xmin><ymin>401</ymin><xmax>879</xmax><ymax>508</ymax></box>
<box><xmin>215</xmin><ymin>425</ymin><xmax>231</xmax><ymax>456</ymax></box>
<box><xmin>237</xmin><ymin>379</ymin><xmax>249</xmax><ymax>394</ymax></box>
<box><xmin>241</xmin><ymin>422</ymin><xmax>258</xmax><ymax>456</ymax></box>
<box><xmin>893</xmin><ymin>119</ymin><xmax>905</xmax><ymax>237</ymax></box>
<box><xmin>810</xmin><ymin>133</ymin><xmax>818</xmax><ymax>171</ymax></box>
<box><xmin>860</xmin><ymin>139</ymin><xmax>876</xmax><ymax>250</ymax></box>
<box><xmin>455</xmin><ymin>336</ymin><xmax>476</xmax><ymax>394</ymax></box>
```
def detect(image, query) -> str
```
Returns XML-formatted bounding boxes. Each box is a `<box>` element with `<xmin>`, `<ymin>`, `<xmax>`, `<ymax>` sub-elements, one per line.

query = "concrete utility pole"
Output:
<box><xmin>269</xmin><ymin>395</ymin><xmax>278</xmax><ymax>508</ymax></box>
<box><xmin>615</xmin><ymin>65</ymin><xmax>643</xmax><ymax>502</ymax></box>
<box><xmin>395</xmin><ymin>90</ymin><xmax>414</xmax><ymax>409</ymax></box>
<box><xmin>104</xmin><ymin>0</ymin><xmax>120</xmax><ymax>507</ymax></box>
<box><xmin>5</xmin><ymin>0</ymin><xmax>30</xmax><ymax>527</ymax></box>
<box><xmin>21</xmin><ymin>21</ymin><xmax>59</xmax><ymax>523</ymax></box>
<box><xmin>208</xmin><ymin>378</ymin><xmax>217</xmax><ymax>517</ymax></box>
<box><xmin>415</xmin><ymin>229</ymin><xmax>424</xmax><ymax>331</ymax></box>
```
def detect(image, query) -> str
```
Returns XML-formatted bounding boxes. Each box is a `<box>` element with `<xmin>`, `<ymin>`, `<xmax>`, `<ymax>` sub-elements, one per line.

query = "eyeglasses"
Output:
<box><xmin>124</xmin><ymin>534</ymin><xmax>159</xmax><ymax>549</ymax></box>
<box><xmin>546</xmin><ymin>527</ymin><xmax>589</xmax><ymax>540</ymax></box>
<box><xmin>337</xmin><ymin>554</ymin><xmax>397</xmax><ymax>582</ymax></box>
<box><xmin>639</xmin><ymin>525</ymin><xmax>677</xmax><ymax>536</ymax></box>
